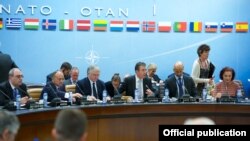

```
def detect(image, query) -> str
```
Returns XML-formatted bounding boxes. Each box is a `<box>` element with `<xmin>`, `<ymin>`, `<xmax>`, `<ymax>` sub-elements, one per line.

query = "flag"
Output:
<box><xmin>189</xmin><ymin>22</ymin><xmax>202</xmax><ymax>32</ymax></box>
<box><xmin>59</xmin><ymin>20</ymin><xmax>74</xmax><ymax>30</ymax></box>
<box><xmin>42</xmin><ymin>19</ymin><xmax>56</xmax><ymax>30</ymax></box>
<box><xmin>6</xmin><ymin>18</ymin><xmax>21</xmax><ymax>29</ymax></box>
<box><xmin>142</xmin><ymin>21</ymin><xmax>155</xmax><ymax>32</ymax></box>
<box><xmin>24</xmin><ymin>18</ymin><xmax>39</xmax><ymax>30</ymax></box>
<box><xmin>93</xmin><ymin>20</ymin><xmax>107</xmax><ymax>31</ymax></box>
<box><xmin>110</xmin><ymin>20</ymin><xmax>123</xmax><ymax>31</ymax></box>
<box><xmin>158</xmin><ymin>21</ymin><xmax>171</xmax><ymax>32</ymax></box>
<box><xmin>220</xmin><ymin>22</ymin><xmax>233</xmax><ymax>32</ymax></box>
<box><xmin>173</xmin><ymin>22</ymin><xmax>187</xmax><ymax>32</ymax></box>
<box><xmin>205</xmin><ymin>22</ymin><xmax>218</xmax><ymax>32</ymax></box>
<box><xmin>126</xmin><ymin>21</ymin><xmax>140</xmax><ymax>32</ymax></box>
<box><xmin>0</xmin><ymin>18</ymin><xmax>2</xmax><ymax>29</ymax></box>
<box><xmin>77</xmin><ymin>20</ymin><xmax>91</xmax><ymax>31</ymax></box>
<box><xmin>235</xmin><ymin>22</ymin><xmax>248</xmax><ymax>32</ymax></box>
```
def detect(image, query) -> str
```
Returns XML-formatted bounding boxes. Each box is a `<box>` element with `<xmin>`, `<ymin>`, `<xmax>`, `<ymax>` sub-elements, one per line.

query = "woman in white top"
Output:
<box><xmin>191</xmin><ymin>44</ymin><xmax>214</xmax><ymax>96</ymax></box>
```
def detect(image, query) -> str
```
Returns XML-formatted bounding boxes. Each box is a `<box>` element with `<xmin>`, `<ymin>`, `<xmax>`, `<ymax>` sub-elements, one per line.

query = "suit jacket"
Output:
<box><xmin>119</xmin><ymin>75</ymin><xmax>155</xmax><ymax>98</ymax></box>
<box><xmin>0</xmin><ymin>52</ymin><xmax>18</xmax><ymax>83</ymax></box>
<box><xmin>40</xmin><ymin>82</ymin><xmax>66</xmax><ymax>102</ymax></box>
<box><xmin>105</xmin><ymin>81</ymin><xmax>119</xmax><ymax>97</ymax></box>
<box><xmin>0</xmin><ymin>81</ymin><xmax>29</xmax><ymax>106</ymax></box>
<box><xmin>165</xmin><ymin>75</ymin><xmax>197</xmax><ymax>98</ymax></box>
<box><xmin>147</xmin><ymin>74</ymin><xmax>161</xmax><ymax>83</ymax></box>
<box><xmin>76</xmin><ymin>77</ymin><xmax>106</xmax><ymax>100</ymax></box>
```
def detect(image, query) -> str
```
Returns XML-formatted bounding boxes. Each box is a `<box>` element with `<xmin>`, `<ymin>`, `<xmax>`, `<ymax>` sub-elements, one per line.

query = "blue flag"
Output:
<box><xmin>42</xmin><ymin>19</ymin><xmax>57</xmax><ymax>30</ymax></box>
<box><xmin>6</xmin><ymin>18</ymin><xmax>21</xmax><ymax>29</ymax></box>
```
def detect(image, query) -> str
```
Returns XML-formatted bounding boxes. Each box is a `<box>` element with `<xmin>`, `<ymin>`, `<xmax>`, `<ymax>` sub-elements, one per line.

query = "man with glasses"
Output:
<box><xmin>0</xmin><ymin>68</ymin><xmax>29</xmax><ymax>106</ymax></box>
<box><xmin>0</xmin><ymin>110</ymin><xmax>20</xmax><ymax>141</ymax></box>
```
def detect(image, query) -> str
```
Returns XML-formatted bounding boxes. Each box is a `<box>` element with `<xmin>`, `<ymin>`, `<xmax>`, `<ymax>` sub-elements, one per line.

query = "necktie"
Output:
<box><xmin>178</xmin><ymin>77</ymin><xmax>184</xmax><ymax>97</ymax></box>
<box><xmin>92</xmin><ymin>82</ymin><xmax>98</xmax><ymax>99</ymax></box>
<box><xmin>13</xmin><ymin>88</ymin><xmax>18</xmax><ymax>100</ymax></box>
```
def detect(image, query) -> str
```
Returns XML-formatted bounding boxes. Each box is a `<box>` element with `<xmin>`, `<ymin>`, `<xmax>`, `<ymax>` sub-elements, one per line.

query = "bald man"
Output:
<box><xmin>0</xmin><ymin>68</ymin><xmax>29</xmax><ymax>106</ymax></box>
<box><xmin>165</xmin><ymin>61</ymin><xmax>197</xmax><ymax>98</ymax></box>
<box><xmin>40</xmin><ymin>71</ymin><xmax>82</xmax><ymax>102</ymax></box>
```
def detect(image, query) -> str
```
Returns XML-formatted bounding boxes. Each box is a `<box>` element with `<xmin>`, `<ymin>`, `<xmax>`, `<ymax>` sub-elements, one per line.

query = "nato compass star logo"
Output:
<box><xmin>84</xmin><ymin>49</ymin><xmax>100</xmax><ymax>65</ymax></box>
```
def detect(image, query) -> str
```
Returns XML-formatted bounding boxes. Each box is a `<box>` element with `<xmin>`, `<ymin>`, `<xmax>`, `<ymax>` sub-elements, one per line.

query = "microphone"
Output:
<box><xmin>0</xmin><ymin>89</ymin><xmax>12</xmax><ymax>101</ymax></box>
<box><xmin>17</xmin><ymin>87</ymin><xmax>30</xmax><ymax>98</ymax></box>
<box><xmin>75</xmin><ymin>82</ymin><xmax>84</xmax><ymax>95</ymax></box>
<box><xmin>75</xmin><ymin>83</ymin><xmax>87</xmax><ymax>105</ymax></box>
<box><xmin>182</xmin><ymin>85</ymin><xmax>191</xmax><ymax>98</ymax></box>
<box><xmin>48</xmin><ymin>83</ymin><xmax>59</xmax><ymax>98</ymax></box>
<box><xmin>0</xmin><ymin>89</ymin><xmax>16</xmax><ymax>111</ymax></box>
<box><xmin>48</xmin><ymin>83</ymin><xmax>61</xmax><ymax>107</ymax></box>
<box><xmin>113</xmin><ymin>87</ymin><xmax>122</xmax><ymax>100</ymax></box>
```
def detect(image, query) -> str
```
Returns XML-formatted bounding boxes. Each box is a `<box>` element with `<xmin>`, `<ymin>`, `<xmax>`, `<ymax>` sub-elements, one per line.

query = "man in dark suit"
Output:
<box><xmin>76</xmin><ymin>65</ymin><xmax>106</xmax><ymax>101</ymax></box>
<box><xmin>105</xmin><ymin>73</ymin><xmax>121</xmax><ymax>97</ymax></box>
<box><xmin>0</xmin><ymin>51</ymin><xmax>18</xmax><ymax>83</ymax></box>
<box><xmin>0</xmin><ymin>68</ymin><xmax>29</xmax><ymax>106</ymax></box>
<box><xmin>46</xmin><ymin>62</ymin><xmax>72</xmax><ymax>83</ymax></box>
<box><xmin>41</xmin><ymin>71</ymin><xmax>82</xmax><ymax>102</ymax></box>
<box><xmin>165</xmin><ymin>61</ymin><xmax>197</xmax><ymax>98</ymax></box>
<box><xmin>119</xmin><ymin>62</ymin><xmax>155</xmax><ymax>99</ymax></box>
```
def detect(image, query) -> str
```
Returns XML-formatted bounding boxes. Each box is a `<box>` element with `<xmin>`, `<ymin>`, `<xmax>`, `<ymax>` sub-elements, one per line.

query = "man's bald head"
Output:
<box><xmin>173</xmin><ymin>61</ymin><xmax>184</xmax><ymax>77</ymax></box>
<box><xmin>52</xmin><ymin>71</ymin><xmax>64</xmax><ymax>87</ymax></box>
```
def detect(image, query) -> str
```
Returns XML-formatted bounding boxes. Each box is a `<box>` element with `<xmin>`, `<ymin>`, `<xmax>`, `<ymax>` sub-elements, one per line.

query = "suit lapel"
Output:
<box><xmin>6</xmin><ymin>82</ymin><xmax>14</xmax><ymax>99</ymax></box>
<box><xmin>132</xmin><ymin>76</ymin><xmax>136</xmax><ymax>93</ymax></box>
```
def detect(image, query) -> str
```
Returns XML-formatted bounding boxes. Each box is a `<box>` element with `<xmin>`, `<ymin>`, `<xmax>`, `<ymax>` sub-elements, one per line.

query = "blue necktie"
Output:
<box><xmin>13</xmin><ymin>88</ymin><xmax>18</xmax><ymax>100</ymax></box>
<box><xmin>178</xmin><ymin>77</ymin><xmax>184</xmax><ymax>97</ymax></box>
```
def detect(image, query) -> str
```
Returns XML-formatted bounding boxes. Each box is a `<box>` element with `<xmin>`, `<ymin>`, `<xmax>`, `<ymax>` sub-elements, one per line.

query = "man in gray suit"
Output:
<box><xmin>165</xmin><ymin>61</ymin><xmax>197</xmax><ymax>98</ymax></box>
<box><xmin>0</xmin><ymin>51</ymin><xmax>18</xmax><ymax>83</ymax></box>
<box><xmin>59</xmin><ymin>67</ymin><xmax>79</xmax><ymax>92</ymax></box>
<box><xmin>64</xmin><ymin>67</ymin><xmax>79</xmax><ymax>85</ymax></box>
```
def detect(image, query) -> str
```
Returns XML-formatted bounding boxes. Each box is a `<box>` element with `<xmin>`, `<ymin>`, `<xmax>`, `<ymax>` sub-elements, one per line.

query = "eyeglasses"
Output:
<box><xmin>14</xmin><ymin>75</ymin><xmax>24</xmax><ymax>79</ymax></box>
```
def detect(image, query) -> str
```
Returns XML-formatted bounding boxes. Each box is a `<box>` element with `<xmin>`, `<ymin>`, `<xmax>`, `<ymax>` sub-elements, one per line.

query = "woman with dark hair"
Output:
<box><xmin>105</xmin><ymin>73</ymin><xmax>121</xmax><ymax>97</ymax></box>
<box><xmin>212</xmin><ymin>67</ymin><xmax>240</xmax><ymax>98</ymax></box>
<box><xmin>191</xmin><ymin>44</ymin><xmax>215</xmax><ymax>96</ymax></box>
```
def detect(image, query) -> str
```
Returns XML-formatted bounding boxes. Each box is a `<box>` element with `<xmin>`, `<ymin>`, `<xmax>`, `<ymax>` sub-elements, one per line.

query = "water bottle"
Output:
<box><xmin>236</xmin><ymin>89</ymin><xmax>242</xmax><ymax>102</ymax></box>
<box><xmin>68</xmin><ymin>92</ymin><xmax>73</xmax><ymax>105</ymax></box>
<box><xmin>43</xmin><ymin>93</ymin><xmax>48</xmax><ymax>107</ymax></box>
<box><xmin>202</xmin><ymin>88</ymin><xmax>207</xmax><ymax>102</ymax></box>
<box><xmin>16</xmin><ymin>91</ymin><xmax>21</xmax><ymax>110</ymax></box>
<box><xmin>102</xmin><ymin>90</ymin><xmax>107</xmax><ymax>104</ymax></box>
<box><xmin>134</xmin><ymin>89</ymin><xmax>139</xmax><ymax>102</ymax></box>
<box><xmin>162</xmin><ymin>88</ymin><xmax>169</xmax><ymax>103</ymax></box>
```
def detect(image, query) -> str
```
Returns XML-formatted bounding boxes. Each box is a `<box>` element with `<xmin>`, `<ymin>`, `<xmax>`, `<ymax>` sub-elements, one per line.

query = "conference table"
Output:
<box><xmin>15</xmin><ymin>102</ymin><xmax>250</xmax><ymax>141</ymax></box>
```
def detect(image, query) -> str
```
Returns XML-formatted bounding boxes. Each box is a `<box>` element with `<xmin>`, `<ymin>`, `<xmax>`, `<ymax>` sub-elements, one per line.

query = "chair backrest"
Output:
<box><xmin>27</xmin><ymin>88</ymin><xmax>43</xmax><ymax>102</ymax></box>
<box><xmin>233</xmin><ymin>80</ymin><xmax>245</xmax><ymax>96</ymax></box>
<box><xmin>65</xmin><ymin>84</ymin><xmax>76</xmax><ymax>93</ymax></box>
